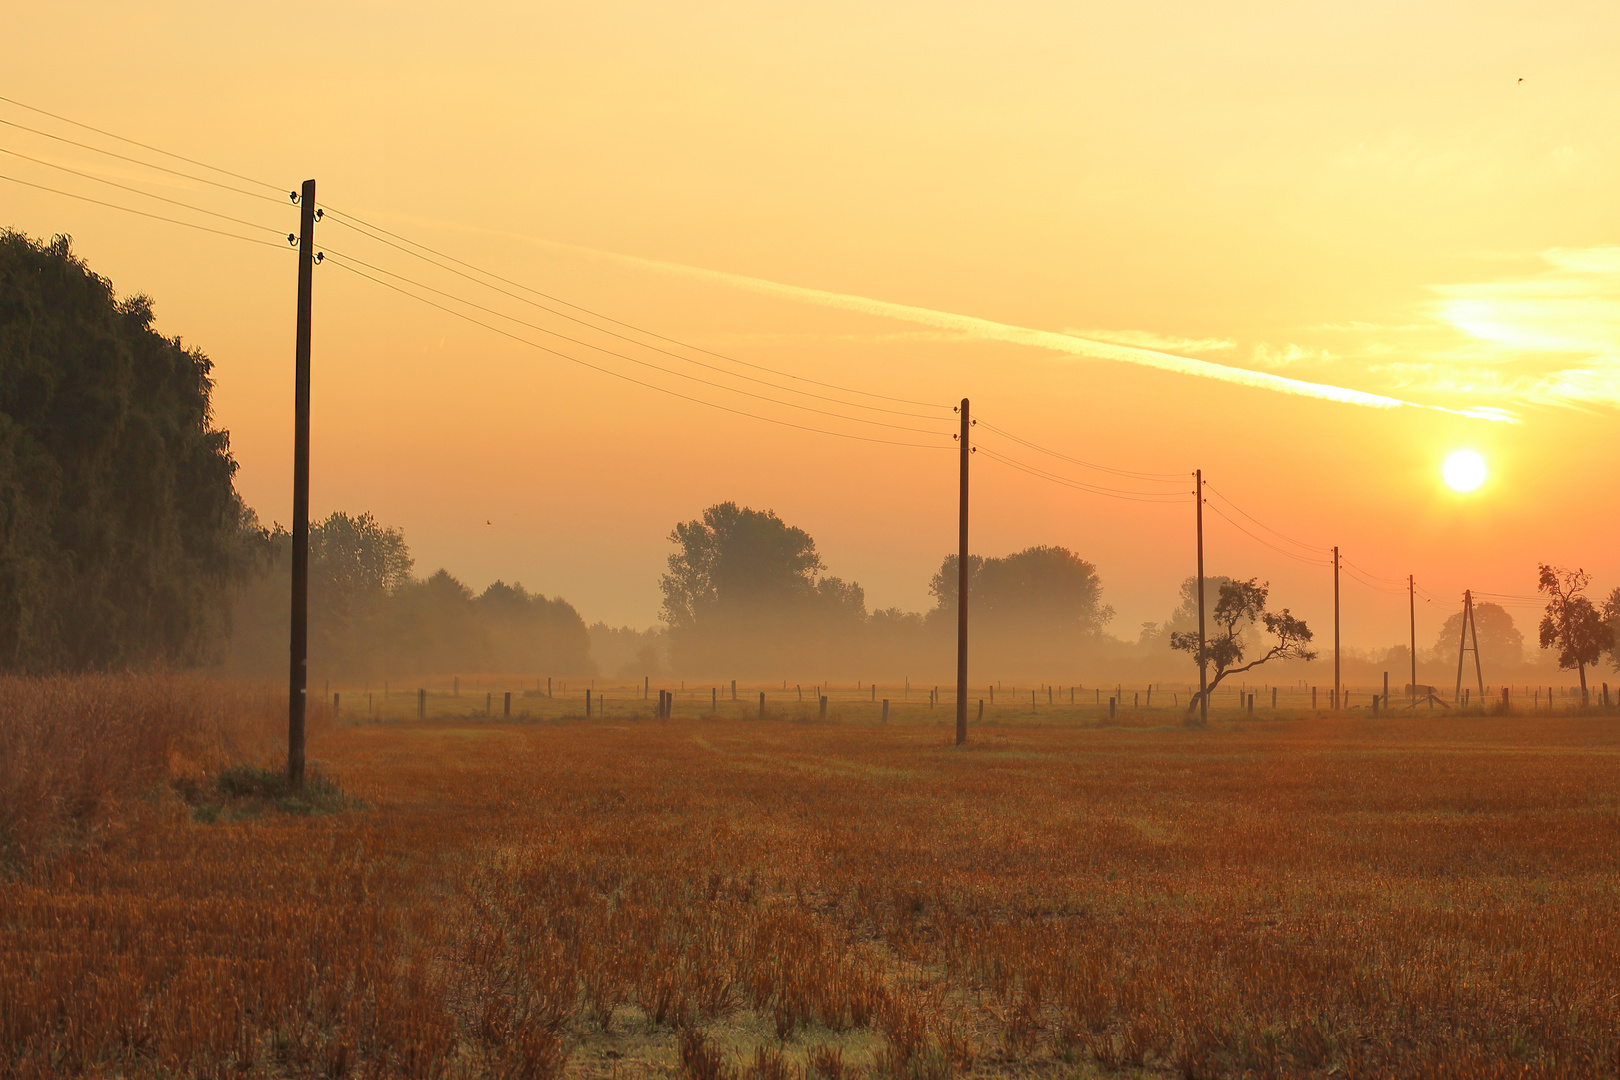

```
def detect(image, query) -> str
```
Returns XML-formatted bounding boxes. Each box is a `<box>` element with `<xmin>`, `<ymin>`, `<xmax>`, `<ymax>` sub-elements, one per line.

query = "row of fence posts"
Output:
<box><xmin>326</xmin><ymin>677</ymin><xmax>1617</xmax><ymax>723</ymax></box>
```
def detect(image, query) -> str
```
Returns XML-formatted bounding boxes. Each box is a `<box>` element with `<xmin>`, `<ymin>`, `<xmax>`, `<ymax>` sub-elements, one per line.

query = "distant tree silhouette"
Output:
<box><xmin>660</xmin><ymin>502</ymin><xmax>864</xmax><ymax>673</ymax></box>
<box><xmin>0</xmin><ymin>231</ymin><xmax>253</xmax><ymax>670</ymax></box>
<box><xmin>929</xmin><ymin>547</ymin><xmax>1113</xmax><ymax>634</ymax></box>
<box><xmin>1538</xmin><ymin>565</ymin><xmax>1611</xmax><ymax>698</ymax></box>
<box><xmin>1605</xmin><ymin>587</ymin><xmax>1620</xmax><ymax>673</ymax></box>
<box><xmin>1171</xmin><ymin>578</ymin><xmax>1315</xmax><ymax>716</ymax></box>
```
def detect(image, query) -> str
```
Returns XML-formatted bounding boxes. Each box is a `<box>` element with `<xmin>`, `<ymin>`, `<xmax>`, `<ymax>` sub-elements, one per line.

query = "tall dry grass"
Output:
<box><xmin>5</xmin><ymin>704</ymin><xmax>1620</xmax><ymax>1077</ymax></box>
<box><xmin>0</xmin><ymin>675</ymin><xmax>285</xmax><ymax>864</ymax></box>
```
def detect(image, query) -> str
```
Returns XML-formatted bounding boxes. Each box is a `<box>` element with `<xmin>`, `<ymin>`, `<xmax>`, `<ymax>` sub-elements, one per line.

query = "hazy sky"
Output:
<box><xmin>5</xmin><ymin>1</ymin><xmax>1618</xmax><ymax>651</ymax></box>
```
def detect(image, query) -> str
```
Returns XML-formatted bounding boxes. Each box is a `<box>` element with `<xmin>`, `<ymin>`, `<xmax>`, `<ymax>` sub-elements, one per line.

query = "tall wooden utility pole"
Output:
<box><xmin>287</xmin><ymin>179</ymin><xmax>316</xmax><ymax>788</ymax></box>
<box><xmin>1333</xmin><ymin>546</ymin><xmax>1341</xmax><ymax>710</ymax></box>
<box><xmin>1408</xmin><ymin>574</ymin><xmax>1417</xmax><ymax>708</ymax></box>
<box><xmin>1194</xmin><ymin>469</ymin><xmax>1207</xmax><ymax>726</ymax></box>
<box><xmin>956</xmin><ymin>398</ymin><xmax>970</xmax><ymax>746</ymax></box>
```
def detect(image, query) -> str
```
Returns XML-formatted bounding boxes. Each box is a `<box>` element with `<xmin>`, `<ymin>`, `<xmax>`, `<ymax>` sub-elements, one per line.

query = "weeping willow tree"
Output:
<box><xmin>0</xmin><ymin>230</ymin><xmax>257</xmax><ymax>670</ymax></box>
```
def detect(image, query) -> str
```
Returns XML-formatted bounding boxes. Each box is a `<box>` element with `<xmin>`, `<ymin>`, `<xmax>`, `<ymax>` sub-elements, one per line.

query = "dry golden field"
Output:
<box><xmin>5</xmin><ymin>678</ymin><xmax>1620</xmax><ymax>1079</ymax></box>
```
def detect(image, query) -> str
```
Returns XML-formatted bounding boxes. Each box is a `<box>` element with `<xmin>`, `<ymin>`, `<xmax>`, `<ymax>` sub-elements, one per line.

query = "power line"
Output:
<box><xmin>0</xmin><ymin>116</ymin><xmax>286</xmax><ymax>206</ymax></box>
<box><xmin>320</xmin><ymin>207</ymin><xmax>953</xmax><ymax>412</ymax></box>
<box><xmin>974</xmin><ymin>444</ymin><xmax>1191</xmax><ymax>503</ymax></box>
<box><xmin>0</xmin><ymin>146</ymin><xmax>288</xmax><ymax>237</ymax></box>
<box><xmin>0</xmin><ymin>93</ymin><xmax>285</xmax><ymax>195</ymax></box>
<box><xmin>323</xmin><ymin>214</ymin><xmax>943</xmax><ymax>421</ymax></box>
<box><xmin>322</xmin><ymin>254</ymin><xmax>952</xmax><ymax>451</ymax></box>
<box><xmin>320</xmin><ymin>247</ymin><xmax>950</xmax><ymax>437</ymax></box>
<box><xmin>0</xmin><ymin>172</ymin><xmax>292</xmax><ymax>250</ymax></box>
<box><xmin>1201</xmin><ymin>482</ymin><xmax>1330</xmax><ymax>555</ymax></box>
<box><xmin>1201</xmin><ymin>499</ymin><xmax>1330</xmax><ymax>566</ymax></box>
<box><xmin>973</xmin><ymin>417</ymin><xmax>1185</xmax><ymax>482</ymax></box>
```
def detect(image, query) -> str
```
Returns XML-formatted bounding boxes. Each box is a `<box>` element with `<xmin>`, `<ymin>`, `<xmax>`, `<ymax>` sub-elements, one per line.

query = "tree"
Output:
<box><xmin>474</xmin><ymin>580</ymin><xmax>591</xmax><ymax>675</ymax></box>
<box><xmin>1538</xmin><ymin>565</ymin><xmax>1611</xmax><ymax>698</ymax></box>
<box><xmin>1171</xmin><ymin>578</ymin><xmax>1315</xmax><ymax>716</ymax></box>
<box><xmin>1433</xmin><ymin>601</ymin><xmax>1524</xmax><ymax>674</ymax></box>
<box><xmin>660</xmin><ymin>502</ymin><xmax>861</xmax><ymax>673</ymax></box>
<box><xmin>929</xmin><ymin>547</ymin><xmax>1114</xmax><ymax>634</ymax></box>
<box><xmin>1140</xmin><ymin>575</ymin><xmax>1239</xmax><ymax>647</ymax></box>
<box><xmin>0</xmin><ymin>230</ymin><xmax>250</xmax><ymax>670</ymax></box>
<box><xmin>661</xmin><ymin>502</ymin><xmax>821</xmax><ymax>632</ymax></box>
<box><xmin>310</xmin><ymin>512</ymin><xmax>413</xmax><ymax>676</ymax></box>
<box><xmin>1606</xmin><ymin>587</ymin><xmax>1620</xmax><ymax>672</ymax></box>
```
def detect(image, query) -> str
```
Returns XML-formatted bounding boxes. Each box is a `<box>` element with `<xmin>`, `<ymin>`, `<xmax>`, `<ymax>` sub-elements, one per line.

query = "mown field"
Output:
<box><xmin>4</xmin><ymin>678</ymin><xmax>1620</xmax><ymax>1079</ymax></box>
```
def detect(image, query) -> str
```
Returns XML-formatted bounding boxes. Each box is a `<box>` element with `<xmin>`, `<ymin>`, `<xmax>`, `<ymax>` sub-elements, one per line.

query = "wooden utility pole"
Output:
<box><xmin>956</xmin><ymin>398</ymin><xmax>970</xmax><ymax>746</ymax></box>
<box><xmin>287</xmin><ymin>178</ymin><xmax>316</xmax><ymax>789</ymax></box>
<box><xmin>1409</xmin><ymin>575</ymin><xmax>1417</xmax><ymax>708</ymax></box>
<box><xmin>1194</xmin><ymin>470</ymin><xmax>1207</xmax><ymax>726</ymax></box>
<box><xmin>1333</xmin><ymin>546</ymin><xmax>1341</xmax><ymax>710</ymax></box>
<box><xmin>1453</xmin><ymin>590</ymin><xmax>1486</xmax><ymax>703</ymax></box>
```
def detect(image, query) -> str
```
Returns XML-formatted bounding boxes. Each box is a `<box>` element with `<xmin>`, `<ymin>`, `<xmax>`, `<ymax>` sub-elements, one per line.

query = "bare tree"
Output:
<box><xmin>1171</xmin><ymin>578</ymin><xmax>1315</xmax><ymax>716</ymax></box>
<box><xmin>1538</xmin><ymin>565</ymin><xmax>1612</xmax><ymax>701</ymax></box>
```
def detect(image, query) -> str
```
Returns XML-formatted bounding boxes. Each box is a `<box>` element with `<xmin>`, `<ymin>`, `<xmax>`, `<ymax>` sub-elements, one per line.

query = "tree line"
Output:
<box><xmin>4</xmin><ymin>230</ymin><xmax>1617</xmax><ymax>688</ymax></box>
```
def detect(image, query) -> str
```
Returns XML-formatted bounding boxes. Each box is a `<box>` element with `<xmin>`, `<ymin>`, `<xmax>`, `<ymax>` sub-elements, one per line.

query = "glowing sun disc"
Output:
<box><xmin>1442</xmin><ymin>450</ymin><xmax>1487</xmax><ymax>492</ymax></box>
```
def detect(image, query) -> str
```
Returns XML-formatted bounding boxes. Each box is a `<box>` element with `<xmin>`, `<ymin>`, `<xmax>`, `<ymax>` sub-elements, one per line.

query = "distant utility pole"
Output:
<box><xmin>287</xmin><ymin>178</ymin><xmax>316</xmax><ymax>789</ymax></box>
<box><xmin>956</xmin><ymin>397</ymin><xmax>970</xmax><ymax>747</ymax></box>
<box><xmin>1333</xmin><ymin>546</ymin><xmax>1341</xmax><ymax>710</ymax></box>
<box><xmin>1408</xmin><ymin>575</ymin><xmax>1417</xmax><ymax>709</ymax></box>
<box><xmin>1453</xmin><ymin>589</ymin><xmax>1486</xmax><ymax>704</ymax></box>
<box><xmin>1194</xmin><ymin>469</ymin><xmax>1207</xmax><ymax>726</ymax></box>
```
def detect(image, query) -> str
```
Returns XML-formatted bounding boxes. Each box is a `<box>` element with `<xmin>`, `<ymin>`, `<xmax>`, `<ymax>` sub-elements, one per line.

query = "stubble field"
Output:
<box><xmin>4</xmin><ymin>680</ymin><xmax>1620</xmax><ymax>1079</ymax></box>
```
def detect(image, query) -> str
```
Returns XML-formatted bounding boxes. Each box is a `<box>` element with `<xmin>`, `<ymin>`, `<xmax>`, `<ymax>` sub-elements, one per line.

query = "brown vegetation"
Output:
<box><xmin>4</xmin><ymin>681</ymin><xmax>1620</xmax><ymax>1077</ymax></box>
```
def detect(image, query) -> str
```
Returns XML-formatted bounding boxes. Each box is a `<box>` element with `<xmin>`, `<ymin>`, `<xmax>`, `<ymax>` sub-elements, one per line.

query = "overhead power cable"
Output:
<box><xmin>322</xmin><ymin>254</ymin><xmax>952</xmax><ymax>451</ymax></box>
<box><xmin>319</xmin><ymin>207</ymin><xmax>953</xmax><ymax>412</ymax></box>
<box><xmin>0</xmin><ymin>172</ymin><xmax>292</xmax><ymax>250</ymax></box>
<box><xmin>0</xmin><ymin>93</ymin><xmax>286</xmax><ymax>195</ymax></box>
<box><xmin>974</xmin><ymin>444</ymin><xmax>1191</xmax><ymax>503</ymax></box>
<box><xmin>1201</xmin><ymin>482</ymin><xmax>1330</xmax><ymax>555</ymax></box>
<box><xmin>0</xmin><ymin>146</ymin><xmax>289</xmax><ymax>238</ymax></box>
<box><xmin>1201</xmin><ymin>499</ymin><xmax>1330</xmax><ymax>566</ymax></box>
<box><xmin>973</xmin><ymin>417</ymin><xmax>1184</xmax><ymax>482</ymax></box>
<box><xmin>320</xmin><ymin>247</ymin><xmax>949</xmax><ymax>437</ymax></box>
<box><xmin>323</xmin><ymin>215</ymin><xmax>942</xmax><ymax>421</ymax></box>
<box><xmin>0</xmin><ymin>116</ymin><xmax>287</xmax><ymax>206</ymax></box>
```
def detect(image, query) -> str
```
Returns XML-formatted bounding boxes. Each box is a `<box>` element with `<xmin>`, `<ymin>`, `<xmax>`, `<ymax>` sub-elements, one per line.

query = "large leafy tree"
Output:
<box><xmin>660</xmin><ymin>502</ymin><xmax>863</xmax><ymax>673</ymax></box>
<box><xmin>0</xmin><ymin>231</ymin><xmax>250</xmax><ymax>670</ymax></box>
<box><xmin>1538</xmin><ymin>565</ymin><xmax>1611</xmax><ymax>697</ymax></box>
<box><xmin>929</xmin><ymin>546</ymin><xmax>1114</xmax><ymax>634</ymax></box>
<box><xmin>1171</xmin><ymin>578</ymin><xmax>1315</xmax><ymax>717</ymax></box>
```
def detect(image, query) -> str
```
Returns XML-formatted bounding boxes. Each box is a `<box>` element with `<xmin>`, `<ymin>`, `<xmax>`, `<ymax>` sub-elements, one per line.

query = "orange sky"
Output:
<box><xmin>4</xmin><ymin>1</ymin><xmax>1618</xmax><ymax>649</ymax></box>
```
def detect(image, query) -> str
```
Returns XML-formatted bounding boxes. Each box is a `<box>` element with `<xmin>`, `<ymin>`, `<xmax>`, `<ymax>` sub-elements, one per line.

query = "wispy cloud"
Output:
<box><xmin>1427</xmin><ymin>246</ymin><xmax>1620</xmax><ymax>408</ymax></box>
<box><xmin>1061</xmin><ymin>328</ymin><xmax>1237</xmax><ymax>354</ymax></box>
<box><xmin>494</xmin><ymin>232</ymin><xmax>1503</xmax><ymax>420</ymax></box>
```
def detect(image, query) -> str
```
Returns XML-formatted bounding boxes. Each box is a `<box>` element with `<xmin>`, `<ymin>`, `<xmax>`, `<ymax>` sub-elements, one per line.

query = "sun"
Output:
<box><xmin>1442</xmin><ymin>449</ymin><xmax>1487</xmax><ymax>492</ymax></box>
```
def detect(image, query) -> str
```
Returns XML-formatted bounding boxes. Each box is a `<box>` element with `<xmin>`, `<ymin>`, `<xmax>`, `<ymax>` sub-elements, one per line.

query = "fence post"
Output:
<box><xmin>731</xmin><ymin>679</ymin><xmax>737</xmax><ymax>701</ymax></box>
<box><xmin>819</xmin><ymin>695</ymin><xmax>828</xmax><ymax>720</ymax></box>
<box><xmin>586</xmin><ymin>688</ymin><xmax>592</xmax><ymax>718</ymax></box>
<box><xmin>882</xmin><ymin>699</ymin><xmax>890</xmax><ymax>724</ymax></box>
<box><xmin>1312</xmin><ymin>686</ymin><xmax>1317</xmax><ymax>709</ymax></box>
<box><xmin>504</xmin><ymin>691</ymin><xmax>511</xmax><ymax>718</ymax></box>
<box><xmin>333</xmin><ymin>692</ymin><xmax>340</xmax><ymax>716</ymax></box>
<box><xmin>759</xmin><ymin>691</ymin><xmax>766</xmax><ymax>719</ymax></box>
<box><xmin>1109</xmin><ymin>697</ymin><xmax>1116</xmax><ymax>719</ymax></box>
<box><xmin>418</xmin><ymin>688</ymin><xmax>425</xmax><ymax>719</ymax></box>
<box><xmin>712</xmin><ymin>687</ymin><xmax>717</xmax><ymax>712</ymax></box>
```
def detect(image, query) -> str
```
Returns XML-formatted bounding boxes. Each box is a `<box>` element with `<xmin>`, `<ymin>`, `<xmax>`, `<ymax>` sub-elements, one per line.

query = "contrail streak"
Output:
<box><xmin>395</xmin><ymin>215</ymin><xmax>1514</xmax><ymax>422</ymax></box>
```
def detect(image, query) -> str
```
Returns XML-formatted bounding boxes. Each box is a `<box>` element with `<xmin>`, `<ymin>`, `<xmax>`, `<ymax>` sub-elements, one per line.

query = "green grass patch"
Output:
<box><xmin>175</xmin><ymin>764</ymin><xmax>358</xmax><ymax>823</ymax></box>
